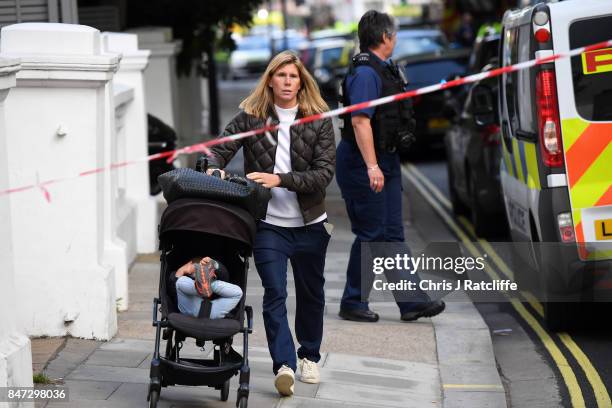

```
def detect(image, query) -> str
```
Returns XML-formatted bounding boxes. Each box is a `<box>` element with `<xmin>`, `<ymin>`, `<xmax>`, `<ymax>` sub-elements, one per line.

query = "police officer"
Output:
<box><xmin>336</xmin><ymin>10</ymin><xmax>445</xmax><ymax>322</ymax></box>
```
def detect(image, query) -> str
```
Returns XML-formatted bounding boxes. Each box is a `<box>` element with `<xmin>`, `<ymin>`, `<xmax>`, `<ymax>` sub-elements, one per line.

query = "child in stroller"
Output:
<box><xmin>175</xmin><ymin>256</ymin><xmax>243</xmax><ymax>319</ymax></box>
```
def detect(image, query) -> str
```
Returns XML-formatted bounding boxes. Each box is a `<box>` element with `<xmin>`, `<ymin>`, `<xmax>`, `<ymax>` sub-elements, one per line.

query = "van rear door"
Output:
<box><xmin>552</xmin><ymin>1</ymin><xmax>612</xmax><ymax>260</ymax></box>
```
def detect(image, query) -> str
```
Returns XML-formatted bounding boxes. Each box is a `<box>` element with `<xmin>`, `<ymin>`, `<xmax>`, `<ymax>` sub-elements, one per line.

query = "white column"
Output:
<box><xmin>127</xmin><ymin>27</ymin><xmax>181</xmax><ymax>130</ymax></box>
<box><xmin>0</xmin><ymin>23</ymin><xmax>121</xmax><ymax>340</ymax></box>
<box><xmin>176</xmin><ymin>59</ymin><xmax>204</xmax><ymax>148</ymax></box>
<box><xmin>102</xmin><ymin>33</ymin><xmax>157</xmax><ymax>255</ymax></box>
<box><xmin>0</xmin><ymin>57</ymin><xmax>34</xmax><ymax>407</ymax></box>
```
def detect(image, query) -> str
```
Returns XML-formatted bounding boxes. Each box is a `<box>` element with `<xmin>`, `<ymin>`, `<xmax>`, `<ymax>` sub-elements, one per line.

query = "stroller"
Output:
<box><xmin>148</xmin><ymin>194</ymin><xmax>256</xmax><ymax>408</ymax></box>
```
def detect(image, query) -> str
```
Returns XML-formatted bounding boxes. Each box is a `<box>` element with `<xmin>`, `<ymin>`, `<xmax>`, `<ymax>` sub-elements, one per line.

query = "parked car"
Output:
<box><xmin>228</xmin><ymin>35</ymin><xmax>270</xmax><ymax>79</ymax></box>
<box><xmin>228</xmin><ymin>31</ymin><xmax>306</xmax><ymax>79</ymax></box>
<box><xmin>396</xmin><ymin>47</ymin><xmax>469</xmax><ymax>152</ymax></box>
<box><xmin>444</xmin><ymin>63</ymin><xmax>506</xmax><ymax>238</ymax></box>
<box><xmin>272</xmin><ymin>29</ymin><xmax>306</xmax><ymax>53</ymax></box>
<box><xmin>443</xmin><ymin>25</ymin><xmax>501</xmax><ymax>117</ymax></box>
<box><xmin>392</xmin><ymin>28</ymin><xmax>449</xmax><ymax>60</ymax></box>
<box><xmin>298</xmin><ymin>38</ymin><xmax>355</xmax><ymax>106</ymax></box>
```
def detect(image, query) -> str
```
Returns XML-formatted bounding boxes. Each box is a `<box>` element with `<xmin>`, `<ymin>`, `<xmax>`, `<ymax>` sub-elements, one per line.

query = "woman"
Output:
<box><xmin>207</xmin><ymin>51</ymin><xmax>336</xmax><ymax>397</ymax></box>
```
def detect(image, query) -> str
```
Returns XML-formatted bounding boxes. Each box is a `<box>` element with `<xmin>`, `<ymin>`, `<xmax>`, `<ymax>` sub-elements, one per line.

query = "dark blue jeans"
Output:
<box><xmin>253</xmin><ymin>220</ymin><xmax>330</xmax><ymax>374</ymax></box>
<box><xmin>336</xmin><ymin>139</ymin><xmax>429</xmax><ymax>315</ymax></box>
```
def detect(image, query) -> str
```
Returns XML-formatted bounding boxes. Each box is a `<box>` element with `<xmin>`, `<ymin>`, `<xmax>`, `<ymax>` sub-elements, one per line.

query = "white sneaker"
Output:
<box><xmin>274</xmin><ymin>365</ymin><xmax>295</xmax><ymax>396</ymax></box>
<box><xmin>299</xmin><ymin>358</ymin><xmax>320</xmax><ymax>384</ymax></box>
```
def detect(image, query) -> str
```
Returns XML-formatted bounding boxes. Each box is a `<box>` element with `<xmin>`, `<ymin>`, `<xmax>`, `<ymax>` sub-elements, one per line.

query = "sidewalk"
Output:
<box><xmin>35</xmin><ymin>175</ymin><xmax>506</xmax><ymax>408</ymax></box>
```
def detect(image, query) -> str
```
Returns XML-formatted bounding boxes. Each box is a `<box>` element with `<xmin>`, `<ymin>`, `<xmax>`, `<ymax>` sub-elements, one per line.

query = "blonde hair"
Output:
<box><xmin>240</xmin><ymin>51</ymin><xmax>328</xmax><ymax>119</ymax></box>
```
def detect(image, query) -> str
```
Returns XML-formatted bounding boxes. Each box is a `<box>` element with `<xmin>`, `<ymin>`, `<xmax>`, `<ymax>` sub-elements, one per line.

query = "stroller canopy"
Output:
<box><xmin>159</xmin><ymin>198</ymin><xmax>256</xmax><ymax>254</ymax></box>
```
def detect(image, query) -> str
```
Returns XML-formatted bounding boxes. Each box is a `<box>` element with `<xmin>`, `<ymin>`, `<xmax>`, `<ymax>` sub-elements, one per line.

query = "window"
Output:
<box><xmin>500</xmin><ymin>24</ymin><xmax>537</xmax><ymax>137</ymax></box>
<box><xmin>320</xmin><ymin>47</ymin><xmax>343</xmax><ymax>67</ymax></box>
<box><xmin>570</xmin><ymin>16</ymin><xmax>612</xmax><ymax>122</ymax></box>
<box><xmin>501</xmin><ymin>27</ymin><xmax>519</xmax><ymax>136</ymax></box>
<box><xmin>516</xmin><ymin>24</ymin><xmax>536</xmax><ymax>134</ymax></box>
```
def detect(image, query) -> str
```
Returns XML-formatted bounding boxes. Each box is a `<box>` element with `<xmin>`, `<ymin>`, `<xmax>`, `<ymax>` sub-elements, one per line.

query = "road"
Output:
<box><xmin>410</xmin><ymin>151</ymin><xmax>612</xmax><ymax>408</ymax></box>
<box><xmin>216</xmin><ymin>78</ymin><xmax>612</xmax><ymax>408</ymax></box>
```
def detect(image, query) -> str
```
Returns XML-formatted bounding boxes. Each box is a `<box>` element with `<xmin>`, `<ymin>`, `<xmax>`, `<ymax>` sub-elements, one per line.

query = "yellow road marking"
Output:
<box><xmin>405</xmin><ymin>163</ymin><xmax>452</xmax><ymax>208</ymax></box>
<box><xmin>403</xmin><ymin>165</ymin><xmax>587</xmax><ymax>407</ymax></box>
<box><xmin>510</xmin><ymin>300</ymin><xmax>585</xmax><ymax>408</ymax></box>
<box><xmin>522</xmin><ymin>291</ymin><xmax>544</xmax><ymax>318</ymax></box>
<box><xmin>405</xmin><ymin>163</ymin><xmax>612</xmax><ymax>407</ymax></box>
<box><xmin>457</xmin><ymin>216</ymin><xmax>516</xmax><ymax>282</ymax></box>
<box><xmin>559</xmin><ymin>333</ymin><xmax>612</xmax><ymax>408</ymax></box>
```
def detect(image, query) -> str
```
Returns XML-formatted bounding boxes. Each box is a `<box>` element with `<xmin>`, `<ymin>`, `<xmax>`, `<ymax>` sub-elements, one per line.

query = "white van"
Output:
<box><xmin>498</xmin><ymin>0</ymin><xmax>612</xmax><ymax>330</ymax></box>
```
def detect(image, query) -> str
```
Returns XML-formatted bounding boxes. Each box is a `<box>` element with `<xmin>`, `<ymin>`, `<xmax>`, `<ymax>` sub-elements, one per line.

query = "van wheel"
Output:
<box><xmin>447</xmin><ymin>164</ymin><xmax>469</xmax><ymax>216</ymax></box>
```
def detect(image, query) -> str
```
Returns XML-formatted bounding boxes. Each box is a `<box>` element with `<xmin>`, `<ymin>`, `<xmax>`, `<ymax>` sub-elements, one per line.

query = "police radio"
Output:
<box><xmin>390</xmin><ymin>61</ymin><xmax>417</xmax><ymax>153</ymax></box>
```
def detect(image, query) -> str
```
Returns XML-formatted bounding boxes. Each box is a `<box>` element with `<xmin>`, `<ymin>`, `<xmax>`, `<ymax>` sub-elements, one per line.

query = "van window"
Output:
<box><xmin>570</xmin><ymin>16</ymin><xmax>612</xmax><ymax>122</ymax></box>
<box><xmin>501</xmin><ymin>27</ymin><xmax>519</xmax><ymax>135</ymax></box>
<box><xmin>517</xmin><ymin>24</ymin><xmax>536</xmax><ymax>134</ymax></box>
<box><xmin>501</xmin><ymin>24</ymin><xmax>537</xmax><ymax>136</ymax></box>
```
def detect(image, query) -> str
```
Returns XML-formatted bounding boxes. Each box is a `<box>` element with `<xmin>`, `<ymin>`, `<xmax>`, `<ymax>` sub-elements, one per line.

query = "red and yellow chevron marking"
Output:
<box><xmin>562</xmin><ymin>119</ymin><xmax>612</xmax><ymax>260</ymax></box>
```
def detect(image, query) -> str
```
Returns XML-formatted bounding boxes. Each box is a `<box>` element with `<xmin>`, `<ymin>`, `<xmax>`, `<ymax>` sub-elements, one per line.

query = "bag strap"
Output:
<box><xmin>198</xmin><ymin>298</ymin><xmax>212</xmax><ymax>318</ymax></box>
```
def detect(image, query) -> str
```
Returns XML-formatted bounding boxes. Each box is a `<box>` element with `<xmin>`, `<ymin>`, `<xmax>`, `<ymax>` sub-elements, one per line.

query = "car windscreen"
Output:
<box><xmin>273</xmin><ymin>36</ymin><xmax>305</xmax><ymax>52</ymax></box>
<box><xmin>236</xmin><ymin>36</ymin><xmax>269</xmax><ymax>51</ymax></box>
<box><xmin>569</xmin><ymin>15</ymin><xmax>612</xmax><ymax>122</ymax></box>
<box><xmin>393</xmin><ymin>34</ymin><xmax>446</xmax><ymax>59</ymax></box>
<box><xmin>321</xmin><ymin>47</ymin><xmax>343</xmax><ymax>67</ymax></box>
<box><xmin>403</xmin><ymin>59</ymin><xmax>466</xmax><ymax>90</ymax></box>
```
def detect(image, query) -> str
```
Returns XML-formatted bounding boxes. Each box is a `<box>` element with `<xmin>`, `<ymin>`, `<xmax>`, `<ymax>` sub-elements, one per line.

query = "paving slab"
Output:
<box><xmin>85</xmin><ymin>350</ymin><xmax>149</xmax><ymax>368</ymax></box>
<box><xmin>278</xmin><ymin>397</ymin><xmax>381</xmax><ymax>408</ymax></box>
<box><xmin>323</xmin><ymin>353</ymin><xmax>438</xmax><ymax>380</ymax></box>
<box><xmin>315</xmin><ymin>382</ymin><xmax>441</xmax><ymax>408</ymax></box>
<box><xmin>66</xmin><ymin>365</ymin><xmax>149</xmax><ymax>384</ymax></box>
<box><xmin>443</xmin><ymin>390</ymin><xmax>507</xmax><ymax>408</ymax></box>
<box><xmin>62</xmin><ymin>380</ymin><xmax>121</xmax><ymax>400</ymax></box>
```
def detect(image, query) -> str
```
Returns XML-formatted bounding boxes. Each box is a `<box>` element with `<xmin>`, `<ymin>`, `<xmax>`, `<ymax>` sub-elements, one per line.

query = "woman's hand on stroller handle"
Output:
<box><xmin>206</xmin><ymin>168</ymin><xmax>226</xmax><ymax>179</ymax></box>
<box><xmin>247</xmin><ymin>172</ymin><xmax>281</xmax><ymax>189</ymax></box>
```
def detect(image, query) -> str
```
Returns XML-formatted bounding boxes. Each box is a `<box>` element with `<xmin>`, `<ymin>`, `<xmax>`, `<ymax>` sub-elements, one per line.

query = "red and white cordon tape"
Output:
<box><xmin>2</xmin><ymin>38</ymin><xmax>611</xmax><ymax>202</ymax></box>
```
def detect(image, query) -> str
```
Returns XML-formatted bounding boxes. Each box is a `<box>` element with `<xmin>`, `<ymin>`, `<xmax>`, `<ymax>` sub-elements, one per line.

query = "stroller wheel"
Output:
<box><xmin>237</xmin><ymin>396</ymin><xmax>248</xmax><ymax>408</ymax></box>
<box><xmin>148</xmin><ymin>389</ymin><xmax>159</xmax><ymax>408</ymax></box>
<box><xmin>220</xmin><ymin>379</ymin><xmax>230</xmax><ymax>401</ymax></box>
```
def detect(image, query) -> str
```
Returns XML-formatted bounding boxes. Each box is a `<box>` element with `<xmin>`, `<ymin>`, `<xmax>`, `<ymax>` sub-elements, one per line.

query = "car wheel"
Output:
<box><xmin>447</xmin><ymin>163</ymin><xmax>469</xmax><ymax>216</ymax></box>
<box><xmin>468</xmin><ymin>175</ymin><xmax>505</xmax><ymax>239</ymax></box>
<box><xmin>469</xmin><ymin>178</ymin><xmax>500</xmax><ymax>238</ymax></box>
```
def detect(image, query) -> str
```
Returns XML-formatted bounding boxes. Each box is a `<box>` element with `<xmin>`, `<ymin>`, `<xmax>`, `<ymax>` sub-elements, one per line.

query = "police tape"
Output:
<box><xmin>1</xmin><ymin>38</ymin><xmax>611</xmax><ymax>201</ymax></box>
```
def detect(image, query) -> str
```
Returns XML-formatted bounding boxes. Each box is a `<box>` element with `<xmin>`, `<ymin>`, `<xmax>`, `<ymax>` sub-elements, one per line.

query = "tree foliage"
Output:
<box><xmin>125</xmin><ymin>0</ymin><xmax>265</xmax><ymax>76</ymax></box>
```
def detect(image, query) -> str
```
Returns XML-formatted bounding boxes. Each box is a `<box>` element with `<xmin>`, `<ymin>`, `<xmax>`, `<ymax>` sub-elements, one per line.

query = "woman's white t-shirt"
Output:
<box><xmin>263</xmin><ymin>104</ymin><xmax>327</xmax><ymax>228</ymax></box>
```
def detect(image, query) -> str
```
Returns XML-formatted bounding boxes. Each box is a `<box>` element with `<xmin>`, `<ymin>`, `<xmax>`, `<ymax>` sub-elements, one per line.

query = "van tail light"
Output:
<box><xmin>480</xmin><ymin>124</ymin><xmax>501</xmax><ymax>146</ymax></box>
<box><xmin>536</xmin><ymin>69</ymin><xmax>564</xmax><ymax>167</ymax></box>
<box><xmin>558</xmin><ymin>212</ymin><xmax>576</xmax><ymax>243</ymax></box>
<box><xmin>535</xmin><ymin>28</ymin><xmax>550</xmax><ymax>43</ymax></box>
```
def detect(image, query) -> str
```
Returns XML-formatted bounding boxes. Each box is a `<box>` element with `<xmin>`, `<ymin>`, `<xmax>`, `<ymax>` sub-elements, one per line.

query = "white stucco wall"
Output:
<box><xmin>103</xmin><ymin>32</ymin><xmax>158</xmax><ymax>260</ymax></box>
<box><xmin>0</xmin><ymin>23</ymin><xmax>121</xmax><ymax>340</ymax></box>
<box><xmin>127</xmin><ymin>27</ymin><xmax>181</xmax><ymax>131</ymax></box>
<box><xmin>0</xmin><ymin>57</ymin><xmax>34</xmax><ymax>406</ymax></box>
